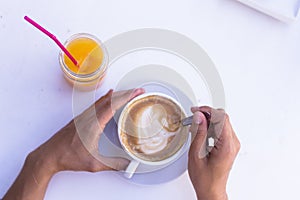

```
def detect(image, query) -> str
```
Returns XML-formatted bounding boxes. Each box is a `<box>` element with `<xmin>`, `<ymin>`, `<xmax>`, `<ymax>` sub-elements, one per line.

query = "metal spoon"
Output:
<box><xmin>181</xmin><ymin>116</ymin><xmax>194</xmax><ymax>126</ymax></box>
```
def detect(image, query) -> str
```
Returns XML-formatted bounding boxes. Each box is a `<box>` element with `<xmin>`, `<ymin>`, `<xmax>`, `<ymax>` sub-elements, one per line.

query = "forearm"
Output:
<box><xmin>3</xmin><ymin>152</ymin><xmax>56</xmax><ymax>200</ymax></box>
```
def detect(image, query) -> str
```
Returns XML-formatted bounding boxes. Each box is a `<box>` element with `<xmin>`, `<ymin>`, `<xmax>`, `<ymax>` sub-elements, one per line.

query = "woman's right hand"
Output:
<box><xmin>188</xmin><ymin>106</ymin><xmax>240</xmax><ymax>200</ymax></box>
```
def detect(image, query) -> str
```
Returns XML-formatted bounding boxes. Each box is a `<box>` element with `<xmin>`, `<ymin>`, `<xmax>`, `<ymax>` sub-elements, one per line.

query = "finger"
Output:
<box><xmin>191</xmin><ymin>106</ymin><xmax>212</xmax><ymax>114</ymax></box>
<box><xmin>191</xmin><ymin>106</ymin><xmax>211</xmax><ymax>128</ymax></box>
<box><xmin>198</xmin><ymin>106</ymin><xmax>226</xmax><ymax>140</ymax></box>
<box><xmin>210</xmin><ymin>114</ymin><xmax>235</xmax><ymax>157</ymax></box>
<box><xmin>231</xmin><ymin>127</ymin><xmax>241</xmax><ymax>154</ymax></box>
<box><xmin>189</xmin><ymin>111</ymin><xmax>208</xmax><ymax>160</ymax></box>
<box><xmin>111</xmin><ymin>88</ymin><xmax>145</xmax><ymax>112</ymax></box>
<box><xmin>96</xmin><ymin>88</ymin><xmax>145</xmax><ymax>128</ymax></box>
<box><xmin>191</xmin><ymin>106</ymin><xmax>225</xmax><ymax>124</ymax></box>
<box><xmin>86</xmin><ymin>154</ymin><xmax>131</xmax><ymax>172</ymax></box>
<box><xmin>100</xmin><ymin>156</ymin><xmax>131</xmax><ymax>171</ymax></box>
<box><xmin>189</xmin><ymin>111</ymin><xmax>203</xmax><ymax>135</ymax></box>
<box><xmin>95</xmin><ymin>89</ymin><xmax>115</xmax><ymax>127</ymax></box>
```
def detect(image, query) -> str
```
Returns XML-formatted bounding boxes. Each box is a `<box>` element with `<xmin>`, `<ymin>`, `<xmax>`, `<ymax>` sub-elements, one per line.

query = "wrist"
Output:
<box><xmin>3</xmin><ymin>151</ymin><xmax>56</xmax><ymax>200</ymax></box>
<box><xmin>196</xmin><ymin>191</ymin><xmax>228</xmax><ymax>200</ymax></box>
<box><xmin>197</xmin><ymin>193</ymin><xmax>228</xmax><ymax>200</ymax></box>
<box><xmin>195</xmin><ymin>185</ymin><xmax>227</xmax><ymax>200</ymax></box>
<box><xmin>27</xmin><ymin>148</ymin><xmax>59</xmax><ymax>177</ymax></box>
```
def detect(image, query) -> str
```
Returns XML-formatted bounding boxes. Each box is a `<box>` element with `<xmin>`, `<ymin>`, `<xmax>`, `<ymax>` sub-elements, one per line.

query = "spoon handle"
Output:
<box><xmin>181</xmin><ymin>116</ymin><xmax>194</xmax><ymax>126</ymax></box>
<box><xmin>181</xmin><ymin>111</ymin><xmax>211</xmax><ymax>127</ymax></box>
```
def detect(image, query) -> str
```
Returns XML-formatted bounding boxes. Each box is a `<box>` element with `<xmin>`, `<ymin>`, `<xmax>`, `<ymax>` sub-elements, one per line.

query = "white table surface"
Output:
<box><xmin>1</xmin><ymin>0</ymin><xmax>300</xmax><ymax>199</ymax></box>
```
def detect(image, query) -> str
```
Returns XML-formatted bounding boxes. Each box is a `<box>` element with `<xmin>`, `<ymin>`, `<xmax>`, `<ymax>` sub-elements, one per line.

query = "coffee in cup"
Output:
<box><xmin>118</xmin><ymin>93</ymin><xmax>189</xmax><ymax>165</ymax></box>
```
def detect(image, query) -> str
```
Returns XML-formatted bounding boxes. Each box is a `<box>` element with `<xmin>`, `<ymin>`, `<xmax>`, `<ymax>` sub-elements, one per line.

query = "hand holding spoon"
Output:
<box><xmin>181</xmin><ymin>111</ymin><xmax>211</xmax><ymax>127</ymax></box>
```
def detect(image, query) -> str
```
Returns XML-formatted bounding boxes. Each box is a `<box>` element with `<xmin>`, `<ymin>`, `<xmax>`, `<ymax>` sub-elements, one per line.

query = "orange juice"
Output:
<box><xmin>59</xmin><ymin>33</ymin><xmax>108</xmax><ymax>91</ymax></box>
<box><xmin>64</xmin><ymin>37</ymin><xmax>104</xmax><ymax>74</ymax></box>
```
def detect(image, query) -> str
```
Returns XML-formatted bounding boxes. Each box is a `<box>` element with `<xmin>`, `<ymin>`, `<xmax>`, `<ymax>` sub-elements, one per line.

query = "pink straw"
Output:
<box><xmin>24</xmin><ymin>16</ymin><xmax>78</xmax><ymax>66</ymax></box>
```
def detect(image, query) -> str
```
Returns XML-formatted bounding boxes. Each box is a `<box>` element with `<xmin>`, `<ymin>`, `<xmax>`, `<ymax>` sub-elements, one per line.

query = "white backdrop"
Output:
<box><xmin>1</xmin><ymin>0</ymin><xmax>300</xmax><ymax>199</ymax></box>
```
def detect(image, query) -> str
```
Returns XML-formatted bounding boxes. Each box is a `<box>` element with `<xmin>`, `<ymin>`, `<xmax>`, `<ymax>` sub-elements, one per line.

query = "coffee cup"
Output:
<box><xmin>118</xmin><ymin>92</ymin><xmax>189</xmax><ymax>178</ymax></box>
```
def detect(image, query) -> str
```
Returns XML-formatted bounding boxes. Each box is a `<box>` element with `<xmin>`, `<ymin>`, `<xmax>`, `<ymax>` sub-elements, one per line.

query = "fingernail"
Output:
<box><xmin>136</xmin><ymin>88</ymin><xmax>145</xmax><ymax>93</ymax></box>
<box><xmin>130</xmin><ymin>88</ymin><xmax>144</xmax><ymax>98</ymax></box>
<box><xmin>193</xmin><ymin>112</ymin><xmax>202</xmax><ymax>124</ymax></box>
<box><xmin>129</xmin><ymin>89</ymin><xmax>138</xmax><ymax>99</ymax></box>
<box><xmin>191</xmin><ymin>106</ymin><xmax>200</xmax><ymax>112</ymax></box>
<box><xmin>107</xmin><ymin>89</ymin><xmax>113</xmax><ymax>94</ymax></box>
<box><xmin>105</xmin><ymin>89</ymin><xmax>113</xmax><ymax>98</ymax></box>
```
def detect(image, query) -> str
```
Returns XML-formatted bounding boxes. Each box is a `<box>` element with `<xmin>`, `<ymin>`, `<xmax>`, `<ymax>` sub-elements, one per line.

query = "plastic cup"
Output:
<box><xmin>59</xmin><ymin>33</ymin><xmax>108</xmax><ymax>91</ymax></box>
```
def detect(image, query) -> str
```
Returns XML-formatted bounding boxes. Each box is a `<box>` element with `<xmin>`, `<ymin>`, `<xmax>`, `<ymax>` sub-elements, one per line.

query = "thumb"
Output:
<box><xmin>96</xmin><ymin>88</ymin><xmax>145</xmax><ymax>129</ymax></box>
<box><xmin>189</xmin><ymin>111</ymin><xmax>208</xmax><ymax>160</ymax></box>
<box><xmin>111</xmin><ymin>88</ymin><xmax>145</xmax><ymax>111</ymax></box>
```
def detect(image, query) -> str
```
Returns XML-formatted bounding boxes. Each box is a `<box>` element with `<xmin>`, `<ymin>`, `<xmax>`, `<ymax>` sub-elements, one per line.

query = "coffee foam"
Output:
<box><xmin>120</xmin><ymin>95</ymin><xmax>188</xmax><ymax>162</ymax></box>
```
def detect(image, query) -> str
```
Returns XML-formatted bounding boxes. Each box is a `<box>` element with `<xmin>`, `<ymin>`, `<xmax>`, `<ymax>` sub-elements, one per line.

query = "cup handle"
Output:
<box><xmin>124</xmin><ymin>160</ymin><xmax>140</xmax><ymax>179</ymax></box>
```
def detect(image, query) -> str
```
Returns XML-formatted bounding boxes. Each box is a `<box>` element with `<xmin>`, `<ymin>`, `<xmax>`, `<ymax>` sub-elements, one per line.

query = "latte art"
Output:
<box><xmin>119</xmin><ymin>94</ymin><xmax>189</xmax><ymax>162</ymax></box>
<box><xmin>131</xmin><ymin>104</ymin><xmax>180</xmax><ymax>155</ymax></box>
<box><xmin>134</xmin><ymin>129</ymin><xmax>176</xmax><ymax>155</ymax></box>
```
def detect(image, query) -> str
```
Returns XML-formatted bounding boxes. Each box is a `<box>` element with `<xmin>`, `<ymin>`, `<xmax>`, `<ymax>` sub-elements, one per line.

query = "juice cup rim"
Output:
<box><xmin>59</xmin><ymin>33</ymin><xmax>109</xmax><ymax>79</ymax></box>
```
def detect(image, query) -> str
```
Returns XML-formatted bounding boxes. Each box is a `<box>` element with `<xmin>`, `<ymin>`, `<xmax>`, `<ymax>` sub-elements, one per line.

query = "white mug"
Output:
<box><xmin>117</xmin><ymin>92</ymin><xmax>189</xmax><ymax>178</ymax></box>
